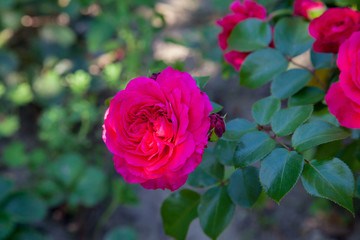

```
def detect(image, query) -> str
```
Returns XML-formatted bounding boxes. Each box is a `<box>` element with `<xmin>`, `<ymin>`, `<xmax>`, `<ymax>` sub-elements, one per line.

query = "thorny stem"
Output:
<box><xmin>257</xmin><ymin>125</ymin><xmax>293</xmax><ymax>151</ymax></box>
<box><xmin>286</xmin><ymin>56</ymin><xmax>327</xmax><ymax>92</ymax></box>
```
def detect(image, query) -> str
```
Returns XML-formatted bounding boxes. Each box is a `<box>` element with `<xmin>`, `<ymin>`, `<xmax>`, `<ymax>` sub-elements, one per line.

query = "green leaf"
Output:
<box><xmin>104</xmin><ymin>227</ymin><xmax>136</xmax><ymax>240</ymax></box>
<box><xmin>227</xmin><ymin>167</ymin><xmax>262</xmax><ymax>208</ymax></box>
<box><xmin>210</xmin><ymin>101</ymin><xmax>223</xmax><ymax>114</ymax></box>
<box><xmin>198</xmin><ymin>187</ymin><xmax>235</xmax><ymax>239</ymax></box>
<box><xmin>252</xmin><ymin>97</ymin><xmax>281</xmax><ymax>125</ymax></box>
<box><xmin>29</xmin><ymin>149</ymin><xmax>47</xmax><ymax>169</ymax></box>
<box><xmin>70</xmin><ymin>167</ymin><xmax>108</xmax><ymax>207</ymax></box>
<box><xmin>194</xmin><ymin>76</ymin><xmax>210</xmax><ymax>91</ymax></box>
<box><xmin>4</xmin><ymin>192</ymin><xmax>47</xmax><ymax>223</ymax></box>
<box><xmin>301</xmin><ymin>158</ymin><xmax>355</xmax><ymax>214</ymax></box>
<box><xmin>222</xmin><ymin>118</ymin><xmax>257</xmax><ymax>141</ymax></box>
<box><xmin>161</xmin><ymin>189</ymin><xmax>200</xmax><ymax>240</ymax></box>
<box><xmin>310</xmin><ymin>107</ymin><xmax>339</xmax><ymax>127</ymax></box>
<box><xmin>0</xmin><ymin>213</ymin><xmax>14</xmax><ymax>240</ymax></box>
<box><xmin>288</xmin><ymin>87</ymin><xmax>325</xmax><ymax>106</ymax></box>
<box><xmin>310</xmin><ymin>49</ymin><xmax>334</xmax><ymax>69</ymax></box>
<box><xmin>47</xmin><ymin>153</ymin><xmax>85</xmax><ymax>189</ymax></box>
<box><xmin>271</xmin><ymin>69</ymin><xmax>312</xmax><ymax>99</ymax></box>
<box><xmin>227</xmin><ymin>18</ymin><xmax>272</xmax><ymax>51</ymax></box>
<box><xmin>314</xmin><ymin>141</ymin><xmax>342</xmax><ymax>161</ymax></box>
<box><xmin>6</xmin><ymin>83</ymin><xmax>33</xmax><ymax>106</ymax></box>
<box><xmin>0</xmin><ymin>177</ymin><xmax>14</xmax><ymax>203</ymax></box>
<box><xmin>274</xmin><ymin>17</ymin><xmax>314</xmax><ymax>57</ymax></box>
<box><xmin>338</xmin><ymin>142</ymin><xmax>360</xmax><ymax>172</ymax></box>
<box><xmin>239</xmin><ymin>48</ymin><xmax>288</xmax><ymax>88</ymax></box>
<box><xmin>234</xmin><ymin>131</ymin><xmax>276</xmax><ymax>167</ymax></box>
<box><xmin>188</xmin><ymin>149</ymin><xmax>224</xmax><ymax>188</ymax></box>
<box><xmin>0</xmin><ymin>115</ymin><xmax>19</xmax><ymax>137</ymax></box>
<box><xmin>271</xmin><ymin>105</ymin><xmax>313</xmax><ymax>137</ymax></box>
<box><xmin>292</xmin><ymin>121</ymin><xmax>350</xmax><ymax>152</ymax></box>
<box><xmin>260</xmin><ymin>149</ymin><xmax>304</xmax><ymax>203</ymax></box>
<box><xmin>214</xmin><ymin>139</ymin><xmax>237</xmax><ymax>166</ymax></box>
<box><xmin>2</xmin><ymin>141</ymin><xmax>28</xmax><ymax>168</ymax></box>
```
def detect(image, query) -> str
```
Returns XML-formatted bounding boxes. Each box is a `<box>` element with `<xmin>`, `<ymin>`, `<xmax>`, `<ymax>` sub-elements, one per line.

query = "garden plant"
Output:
<box><xmin>1</xmin><ymin>0</ymin><xmax>360</xmax><ymax>240</ymax></box>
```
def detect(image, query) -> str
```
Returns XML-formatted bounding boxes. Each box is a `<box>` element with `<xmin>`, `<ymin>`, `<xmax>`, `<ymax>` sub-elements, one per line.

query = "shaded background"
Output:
<box><xmin>0</xmin><ymin>0</ymin><xmax>359</xmax><ymax>239</ymax></box>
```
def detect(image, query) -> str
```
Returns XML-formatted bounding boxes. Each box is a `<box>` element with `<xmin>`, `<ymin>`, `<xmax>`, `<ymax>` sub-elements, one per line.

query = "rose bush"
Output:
<box><xmin>293</xmin><ymin>0</ymin><xmax>326</xmax><ymax>20</ymax></box>
<box><xmin>216</xmin><ymin>0</ymin><xmax>267</xmax><ymax>71</ymax></box>
<box><xmin>326</xmin><ymin>31</ymin><xmax>360</xmax><ymax>128</ymax></box>
<box><xmin>309</xmin><ymin>7</ymin><xmax>360</xmax><ymax>53</ymax></box>
<box><xmin>102</xmin><ymin>67</ymin><xmax>212</xmax><ymax>191</ymax></box>
<box><xmin>160</xmin><ymin>2</ymin><xmax>359</xmax><ymax>240</ymax></box>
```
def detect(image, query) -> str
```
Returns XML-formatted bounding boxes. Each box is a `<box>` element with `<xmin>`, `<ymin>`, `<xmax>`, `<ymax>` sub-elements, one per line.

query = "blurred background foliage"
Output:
<box><xmin>0</xmin><ymin>0</ymin><xmax>162</xmax><ymax>239</ymax></box>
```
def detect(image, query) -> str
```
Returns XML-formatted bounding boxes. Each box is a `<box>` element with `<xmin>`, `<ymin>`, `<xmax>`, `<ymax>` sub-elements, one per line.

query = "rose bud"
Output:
<box><xmin>102</xmin><ymin>67</ymin><xmax>212</xmax><ymax>191</ymax></box>
<box><xmin>208</xmin><ymin>113</ymin><xmax>226</xmax><ymax>142</ymax></box>
<box><xmin>293</xmin><ymin>0</ymin><xmax>326</xmax><ymax>20</ymax></box>
<box><xmin>150</xmin><ymin>72</ymin><xmax>160</xmax><ymax>80</ymax></box>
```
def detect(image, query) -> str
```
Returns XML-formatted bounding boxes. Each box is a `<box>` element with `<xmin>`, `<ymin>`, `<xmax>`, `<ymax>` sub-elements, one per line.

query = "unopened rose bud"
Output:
<box><xmin>150</xmin><ymin>72</ymin><xmax>160</xmax><ymax>81</ymax></box>
<box><xmin>294</xmin><ymin>0</ymin><xmax>326</xmax><ymax>20</ymax></box>
<box><xmin>208</xmin><ymin>113</ymin><xmax>225</xmax><ymax>142</ymax></box>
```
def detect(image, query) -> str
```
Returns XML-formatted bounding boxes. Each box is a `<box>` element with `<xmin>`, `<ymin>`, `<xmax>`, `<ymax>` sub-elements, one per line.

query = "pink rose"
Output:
<box><xmin>309</xmin><ymin>8</ymin><xmax>360</xmax><ymax>53</ymax></box>
<box><xmin>216</xmin><ymin>0</ymin><xmax>267</xmax><ymax>71</ymax></box>
<box><xmin>102</xmin><ymin>67</ymin><xmax>213</xmax><ymax>191</ymax></box>
<box><xmin>294</xmin><ymin>0</ymin><xmax>326</xmax><ymax>20</ymax></box>
<box><xmin>325</xmin><ymin>31</ymin><xmax>360</xmax><ymax>128</ymax></box>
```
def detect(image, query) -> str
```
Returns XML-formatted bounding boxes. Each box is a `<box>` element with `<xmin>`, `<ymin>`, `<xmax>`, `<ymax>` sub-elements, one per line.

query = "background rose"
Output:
<box><xmin>216</xmin><ymin>0</ymin><xmax>266</xmax><ymax>70</ymax></box>
<box><xmin>293</xmin><ymin>0</ymin><xmax>326</xmax><ymax>20</ymax></box>
<box><xmin>309</xmin><ymin>8</ymin><xmax>360</xmax><ymax>53</ymax></box>
<box><xmin>325</xmin><ymin>31</ymin><xmax>360</xmax><ymax>128</ymax></box>
<box><xmin>102</xmin><ymin>67</ymin><xmax>212</xmax><ymax>191</ymax></box>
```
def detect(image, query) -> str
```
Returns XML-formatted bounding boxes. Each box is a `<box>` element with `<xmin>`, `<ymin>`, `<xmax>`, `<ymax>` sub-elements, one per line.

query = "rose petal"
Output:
<box><xmin>140</xmin><ymin>174</ymin><xmax>188</xmax><ymax>191</ymax></box>
<box><xmin>337</xmin><ymin>31</ymin><xmax>360</xmax><ymax>71</ymax></box>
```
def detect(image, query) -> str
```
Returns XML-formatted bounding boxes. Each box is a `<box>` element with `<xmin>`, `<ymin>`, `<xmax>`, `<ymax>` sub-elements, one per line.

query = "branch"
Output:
<box><xmin>257</xmin><ymin>125</ymin><xmax>293</xmax><ymax>151</ymax></box>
